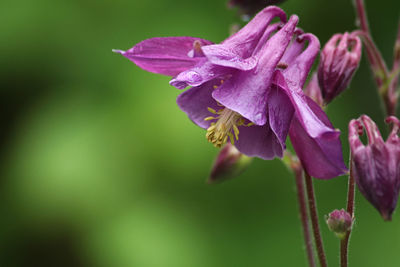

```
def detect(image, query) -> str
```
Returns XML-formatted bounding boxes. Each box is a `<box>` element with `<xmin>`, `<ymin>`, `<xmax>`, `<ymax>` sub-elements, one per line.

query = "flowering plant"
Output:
<box><xmin>115</xmin><ymin>0</ymin><xmax>400</xmax><ymax>266</ymax></box>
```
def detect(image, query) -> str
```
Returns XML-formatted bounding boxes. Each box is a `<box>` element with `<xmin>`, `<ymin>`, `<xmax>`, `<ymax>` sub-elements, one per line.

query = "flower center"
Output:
<box><xmin>205</xmin><ymin>107</ymin><xmax>253</xmax><ymax>148</ymax></box>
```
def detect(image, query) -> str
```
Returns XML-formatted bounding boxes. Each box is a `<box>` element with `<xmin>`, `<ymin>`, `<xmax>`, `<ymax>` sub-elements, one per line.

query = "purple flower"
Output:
<box><xmin>349</xmin><ymin>115</ymin><xmax>400</xmax><ymax>220</ymax></box>
<box><xmin>115</xmin><ymin>6</ymin><xmax>347</xmax><ymax>179</ymax></box>
<box><xmin>318</xmin><ymin>32</ymin><xmax>362</xmax><ymax>104</ymax></box>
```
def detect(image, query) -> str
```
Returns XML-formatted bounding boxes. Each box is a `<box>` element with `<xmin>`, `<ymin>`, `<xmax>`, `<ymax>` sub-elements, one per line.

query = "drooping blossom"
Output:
<box><xmin>326</xmin><ymin>209</ymin><xmax>353</xmax><ymax>239</ymax></box>
<box><xmin>318</xmin><ymin>32</ymin><xmax>362</xmax><ymax>104</ymax></box>
<box><xmin>349</xmin><ymin>115</ymin><xmax>400</xmax><ymax>220</ymax></box>
<box><xmin>115</xmin><ymin>6</ymin><xmax>347</xmax><ymax>179</ymax></box>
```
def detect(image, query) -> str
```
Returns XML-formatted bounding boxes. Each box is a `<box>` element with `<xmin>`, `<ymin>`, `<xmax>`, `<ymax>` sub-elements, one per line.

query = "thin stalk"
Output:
<box><xmin>388</xmin><ymin>20</ymin><xmax>400</xmax><ymax>112</ymax></box>
<box><xmin>353</xmin><ymin>0</ymin><xmax>389</xmax><ymax>87</ymax></box>
<box><xmin>353</xmin><ymin>0</ymin><xmax>397</xmax><ymax>116</ymax></box>
<box><xmin>340</xmin><ymin>153</ymin><xmax>356</xmax><ymax>267</ymax></box>
<box><xmin>352</xmin><ymin>30</ymin><xmax>389</xmax><ymax>86</ymax></box>
<box><xmin>304</xmin><ymin>172</ymin><xmax>328</xmax><ymax>267</ymax></box>
<box><xmin>354</xmin><ymin>0</ymin><xmax>370</xmax><ymax>34</ymax></box>
<box><xmin>294</xmin><ymin>166</ymin><xmax>316</xmax><ymax>267</ymax></box>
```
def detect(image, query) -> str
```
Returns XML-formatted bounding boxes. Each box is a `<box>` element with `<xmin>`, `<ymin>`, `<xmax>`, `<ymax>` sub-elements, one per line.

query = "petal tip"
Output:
<box><xmin>112</xmin><ymin>49</ymin><xmax>125</xmax><ymax>55</ymax></box>
<box><xmin>169</xmin><ymin>79</ymin><xmax>188</xmax><ymax>89</ymax></box>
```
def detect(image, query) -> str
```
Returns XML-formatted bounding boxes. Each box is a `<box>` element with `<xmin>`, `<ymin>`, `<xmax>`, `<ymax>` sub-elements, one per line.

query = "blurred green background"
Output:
<box><xmin>0</xmin><ymin>0</ymin><xmax>399</xmax><ymax>266</ymax></box>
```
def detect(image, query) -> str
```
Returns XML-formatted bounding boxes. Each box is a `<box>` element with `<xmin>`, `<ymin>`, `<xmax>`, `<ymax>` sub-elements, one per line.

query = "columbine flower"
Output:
<box><xmin>318</xmin><ymin>32</ymin><xmax>362</xmax><ymax>104</ymax></box>
<box><xmin>115</xmin><ymin>6</ymin><xmax>347</xmax><ymax>179</ymax></box>
<box><xmin>349</xmin><ymin>115</ymin><xmax>400</xmax><ymax>220</ymax></box>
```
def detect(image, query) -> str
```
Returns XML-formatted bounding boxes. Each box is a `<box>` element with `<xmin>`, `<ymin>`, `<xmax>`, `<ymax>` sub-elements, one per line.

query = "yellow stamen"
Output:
<box><xmin>207</xmin><ymin>107</ymin><xmax>217</xmax><ymax>114</ymax></box>
<box><xmin>204</xmin><ymin>107</ymin><xmax>244</xmax><ymax>148</ymax></box>
<box><xmin>233</xmin><ymin>124</ymin><xmax>239</xmax><ymax>140</ymax></box>
<box><xmin>204</xmin><ymin>116</ymin><xmax>216</xmax><ymax>121</ymax></box>
<box><xmin>228</xmin><ymin>132</ymin><xmax>235</xmax><ymax>145</ymax></box>
<box><xmin>213</xmin><ymin>85</ymin><xmax>218</xmax><ymax>89</ymax></box>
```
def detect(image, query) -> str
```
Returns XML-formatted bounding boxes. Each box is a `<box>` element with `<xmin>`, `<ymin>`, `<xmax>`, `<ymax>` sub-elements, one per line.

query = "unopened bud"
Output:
<box><xmin>208</xmin><ymin>143</ymin><xmax>252</xmax><ymax>184</ymax></box>
<box><xmin>326</xmin><ymin>209</ymin><xmax>353</xmax><ymax>239</ymax></box>
<box><xmin>318</xmin><ymin>32</ymin><xmax>361</xmax><ymax>104</ymax></box>
<box><xmin>349</xmin><ymin>115</ymin><xmax>400</xmax><ymax>221</ymax></box>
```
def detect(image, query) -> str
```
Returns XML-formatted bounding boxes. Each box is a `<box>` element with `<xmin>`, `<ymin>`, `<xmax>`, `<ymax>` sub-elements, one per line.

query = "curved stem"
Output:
<box><xmin>294</xmin><ymin>166</ymin><xmax>316</xmax><ymax>267</ymax></box>
<box><xmin>340</xmin><ymin>153</ymin><xmax>356</xmax><ymax>267</ymax></box>
<box><xmin>354</xmin><ymin>0</ymin><xmax>370</xmax><ymax>34</ymax></box>
<box><xmin>389</xmin><ymin>20</ymin><xmax>400</xmax><ymax>101</ymax></box>
<box><xmin>353</xmin><ymin>30</ymin><xmax>389</xmax><ymax>86</ymax></box>
<box><xmin>304</xmin><ymin>172</ymin><xmax>328</xmax><ymax>267</ymax></box>
<box><xmin>353</xmin><ymin>0</ymin><xmax>395</xmax><ymax>115</ymax></box>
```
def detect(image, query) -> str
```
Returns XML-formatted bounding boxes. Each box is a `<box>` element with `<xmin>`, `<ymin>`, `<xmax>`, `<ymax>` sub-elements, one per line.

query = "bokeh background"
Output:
<box><xmin>1</xmin><ymin>0</ymin><xmax>400</xmax><ymax>266</ymax></box>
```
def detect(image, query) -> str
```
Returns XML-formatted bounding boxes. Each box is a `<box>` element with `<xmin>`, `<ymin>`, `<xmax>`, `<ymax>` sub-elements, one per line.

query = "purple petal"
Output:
<box><xmin>352</xmin><ymin>142</ymin><xmax>400</xmax><ymax>220</ymax></box>
<box><xmin>176</xmin><ymin>81</ymin><xmax>221</xmax><ymax>129</ymax></box>
<box><xmin>170</xmin><ymin>60</ymin><xmax>233</xmax><ymax>89</ymax></box>
<box><xmin>201</xmin><ymin>45</ymin><xmax>258</xmax><ymax>70</ymax></box>
<box><xmin>273</xmin><ymin>71</ymin><xmax>347</xmax><ymax>178</ymax></box>
<box><xmin>212</xmin><ymin>15</ymin><xmax>299</xmax><ymax>125</ymax></box>
<box><xmin>282</xmin><ymin>33</ymin><xmax>320</xmax><ymax>88</ymax></box>
<box><xmin>233</xmin><ymin>83</ymin><xmax>294</xmax><ymax>160</ymax></box>
<box><xmin>386</xmin><ymin>116</ymin><xmax>400</xmax><ymax>145</ymax></box>
<box><xmin>348</xmin><ymin>119</ymin><xmax>364</xmax><ymax>154</ymax></box>
<box><xmin>267</xmin><ymin>84</ymin><xmax>295</xmax><ymax>150</ymax></box>
<box><xmin>350</xmin><ymin>116</ymin><xmax>400</xmax><ymax>220</ymax></box>
<box><xmin>289</xmin><ymin>97</ymin><xmax>347</xmax><ymax>178</ymax></box>
<box><xmin>235</xmin><ymin>123</ymin><xmax>284</xmax><ymax>160</ymax></box>
<box><xmin>360</xmin><ymin>115</ymin><xmax>384</xmax><ymax>145</ymax></box>
<box><xmin>202</xmin><ymin>6</ymin><xmax>287</xmax><ymax>69</ymax></box>
<box><xmin>116</xmin><ymin>37</ymin><xmax>213</xmax><ymax>76</ymax></box>
<box><xmin>280</xmin><ymin>35</ymin><xmax>305</xmax><ymax>66</ymax></box>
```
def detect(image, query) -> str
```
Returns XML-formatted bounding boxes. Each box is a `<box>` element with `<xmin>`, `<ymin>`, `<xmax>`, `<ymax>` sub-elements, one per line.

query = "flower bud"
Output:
<box><xmin>304</xmin><ymin>72</ymin><xmax>323</xmax><ymax>107</ymax></box>
<box><xmin>208</xmin><ymin>143</ymin><xmax>252</xmax><ymax>184</ymax></box>
<box><xmin>326</xmin><ymin>209</ymin><xmax>353</xmax><ymax>239</ymax></box>
<box><xmin>318</xmin><ymin>32</ymin><xmax>361</xmax><ymax>104</ymax></box>
<box><xmin>348</xmin><ymin>115</ymin><xmax>400</xmax><ymax>221</ymax></box>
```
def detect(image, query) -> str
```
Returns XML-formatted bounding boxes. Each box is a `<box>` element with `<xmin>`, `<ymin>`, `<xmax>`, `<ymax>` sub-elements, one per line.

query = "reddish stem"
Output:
<box><xmin>354</xmin><ymin>0</ymin><xmax>370</xmax><ymax>34</ymax></box>
<box><xmin>340</xmin><ymin>153</ymin><xmax>356</xmax><ymax>267</ymax></box>
<box><xmin>304</xmin><ymin>172</ymin><xmax>328</xmax><ymax>267</ymax></box>
<box><xmin>388</xmin><ymin>20</ymin><xmax>400</xmax><ymax>112</ymax></box>
<box><xmin>352</xmin><ymin>30</ymin><xmax>389</xmax><ymax>87</ymax></box>
<box><xmin>294</xmin><ymin>166</ymin><xmax>316</xmax><ymax>267</ymax></box>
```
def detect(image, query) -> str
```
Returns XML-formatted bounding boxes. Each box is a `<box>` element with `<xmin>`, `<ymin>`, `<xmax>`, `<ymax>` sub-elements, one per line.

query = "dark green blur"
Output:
<box><xmin>0</xmin><ymin>0</ymin><xmax>399</xmax><ymax>266</ymax></box>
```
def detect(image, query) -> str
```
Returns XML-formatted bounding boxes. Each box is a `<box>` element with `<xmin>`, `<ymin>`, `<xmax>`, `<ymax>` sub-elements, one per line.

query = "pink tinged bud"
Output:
<box><xmin>209</xmin><ymin>143</ymin><xmax>252</xmax><ymax>184</ymax></box>
<box><xmin>348</xmin><ymin>115</ymin><xmax>400</xmax><ymax>221</ymax></box>
<box><xmin>326</xmin><ymin>209</ymin><xmax>353</xmax><ymax>239</ymax></box>
<box><xmin>304</xmin><ymin>73</ymin><xmax>323</xmax><ymax>107</ymax></box>
<box><xmin>318</xmin><ymin>32</ymin><xmax>362</xmax><ymax>104</ymax></box>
